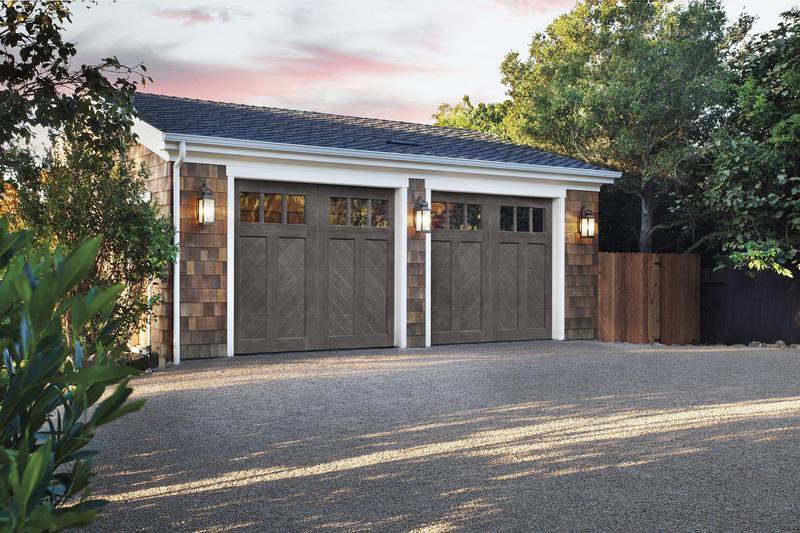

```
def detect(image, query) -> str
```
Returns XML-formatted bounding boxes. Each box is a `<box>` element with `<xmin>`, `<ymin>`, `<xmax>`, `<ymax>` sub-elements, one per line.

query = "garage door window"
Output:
<box><xmin>287</xmin><ymin>195</ymin><xmax>305</xmax><ymax>224</ymax></box>
<box><xmin>329</xmin><ymin>197</ymin><xmax>391</xmax><ymax>228</ymax></box>
<box><xmin>501</xmin><ymin>205</ymin><xmax>545</xmax><ymax>232</ymax></box>
<box><xmin>240</xmin><ymin>192</ymin><xmax>260</xmax><ymax>223</ymax></box>
<box><xmin>263</xmin><ymin>194</ymin><xmax>282</xmax><ymax>223</ymax></box>
<box><xmin>240</xmin><ymin>192</ymin><xmax>306</xmax><ymax>224</ymax></box>
<box><xmin>432</xmin><ymin>202</ymin><xmax>481</xmax><ymax>231</ymax></box>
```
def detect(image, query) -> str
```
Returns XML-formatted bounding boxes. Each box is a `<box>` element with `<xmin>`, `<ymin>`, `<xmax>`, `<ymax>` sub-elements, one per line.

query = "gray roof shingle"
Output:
<box><xmin>134</xmin><ymin>93</ymin><xmax>610</xmax><ymax>172</ymax></box>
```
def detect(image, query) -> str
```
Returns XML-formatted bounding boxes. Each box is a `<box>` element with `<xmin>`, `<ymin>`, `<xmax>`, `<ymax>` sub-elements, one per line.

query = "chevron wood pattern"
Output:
<box><xmin>235</xmin><ymin>180</ymin><xmax>393</xmax><ymax>353</ymax></box>
<box><xmin>328</xmin><ymin>238</ymin><xmax>356</xmax><ymax>337</ymax></box>
<box><xmin>431</xmin><ymin>192</ymin><xmax>551</xmax><ymax>344</ymax></box>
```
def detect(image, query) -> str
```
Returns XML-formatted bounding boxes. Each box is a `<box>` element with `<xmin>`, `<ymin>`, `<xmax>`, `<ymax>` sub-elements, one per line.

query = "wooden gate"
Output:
<box><xmin>598</xmin><ymin>253</ymin><xmax>700</xmax><ymax>345</ymax></box>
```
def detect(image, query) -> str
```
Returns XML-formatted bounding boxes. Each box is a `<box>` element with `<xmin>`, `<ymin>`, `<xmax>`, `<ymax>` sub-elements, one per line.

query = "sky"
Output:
<box><xmin>66</xmin><ymin>0</ymin><xmax>797</xmax><ymax>123</ymax></box>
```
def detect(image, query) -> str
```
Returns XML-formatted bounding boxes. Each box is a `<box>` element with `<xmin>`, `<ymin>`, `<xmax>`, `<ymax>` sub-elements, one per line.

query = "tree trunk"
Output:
<box><xmin>639</xmin><ymin>194</ymin><xmax>654</xmax><ymax>252</ymax></box>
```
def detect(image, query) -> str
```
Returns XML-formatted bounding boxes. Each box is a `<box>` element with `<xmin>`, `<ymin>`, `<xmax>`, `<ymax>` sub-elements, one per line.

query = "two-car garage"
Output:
<box><xmin>235</xmin><ymin>180</ymin><xmax>551</xmax><ymax>354</ymax></box>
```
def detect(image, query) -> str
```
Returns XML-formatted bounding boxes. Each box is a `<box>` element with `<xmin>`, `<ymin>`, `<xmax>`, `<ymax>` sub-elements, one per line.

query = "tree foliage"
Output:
<box><xmin>5</xmin><ymin>140</ymin><xmax>177</xmax><ymax>343</ymax></box>
<box><xmin>436</xmin><ymin>0</ymin><xmax>750</xmax><ymax>252</ymax></box>
<box><xmin>0</xmin><ymin>221</ymin><xmax>144</xmax><ymax>530</ymax></box>
<box><xmin>433</xmin><ymin>96</ymin><xmax>512</xmax><ymax>139</ymax></box>
<box><xmin>0</xmin><ymin>0</ymin><xmax>146</xmax><ymax>155</ymax></box>
<box><xmin>694</xmin><ymin>8</ymin><xmax>800</xmax><ymax>276</ymax></box>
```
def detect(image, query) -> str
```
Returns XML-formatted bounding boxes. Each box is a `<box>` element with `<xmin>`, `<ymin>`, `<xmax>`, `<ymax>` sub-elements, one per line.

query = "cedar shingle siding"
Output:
<box><xmin>179</xmin><ymin>163</ymin><xmax>228</xmax><ymax>359</ymax></box>
<box><xmin>564</xmin><ymin>190</ymin><xmax>599</xmax><ymax>340</ymax></box>
<box><xmin>407</xmin><ymin>179</ymin><xmax>426</xmax><ymax>347</ymax></box>
<box><xmin>129</xmin><ymin>144</ymin><xmax>174</xmax><ymax>364</ymax></box>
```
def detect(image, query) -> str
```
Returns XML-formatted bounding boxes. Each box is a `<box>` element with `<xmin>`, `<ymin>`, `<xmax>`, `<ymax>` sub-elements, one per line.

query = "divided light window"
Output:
<box><xmin>431</xmin><ymin>202</ymin><xmax>481</xmax><ymax>231</ymax></box>
<box><xmin>329</xmin><ymin>197</ymin><xmax>389</xmax><ymax>228</ymax></box>
<box><xmin>500</xmin><ymin>206</ymin><xmax>545</xmax><ymax>233</ymax></box>
<box><xmin>239</xmin><ymin>192</ymin><xmax>306</xmax><ymax>224</ymax></box>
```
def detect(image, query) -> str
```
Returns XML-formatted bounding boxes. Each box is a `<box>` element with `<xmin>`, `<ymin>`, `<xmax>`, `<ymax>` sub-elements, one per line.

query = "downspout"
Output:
<box><xmin>172</xmin><ymin>141</ymin><xmax>186</xmax><ymax>366</ymax></box>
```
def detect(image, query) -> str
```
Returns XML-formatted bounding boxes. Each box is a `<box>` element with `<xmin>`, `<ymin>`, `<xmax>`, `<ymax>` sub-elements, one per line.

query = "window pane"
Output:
<box><xmin>287</xmin><ymin>195</ymin><xmax>305</xmax><ymax>224</ymax></box>
<box><xmin>351</xmin><ymin>198</ymin><xmax>368</xmax><ymax>226</ymax></box>
<box><xmin>240</xmin><ymin>192</ymin><xmax>259</xmax><ymax>223</ymax></box>
<box><xmin>500</xmin><ymin>206</ymin><xmax>514</xmax><ymax>231</ymax></box>
<box><xmin>447</xmin><ymin>203</ymin><xmax>464</xmax><ymax>230</ymax></box>
<box><xmin>263</xmin><ymin>194</ymin><xmax>283</xmax><ymax>223</ymax></box>
<box><xmin>516</xmin><ymin>206</ymin><xmax>530</xmax><ymax>232</ymax></box>
<box><xmin>329</xmin><ymin>197</ymin><xmax>348</xmax><ymax>225</ymax></box>
<box><xmin>431</xmin><ymin>202</ymin><xmax>446</xmax><ymax>229</ymax></box>
<box><xmin>467</xmin><ymin>204</ymin><xmax>481</xmax><ymax>231</ymax></box>
<box><xmin>532</xmin><ymin>207</ymin><xmax>544</xmax><ymax>232</ymax></box>
<box><xmin>371</xmin><ymin>199</ymin><xmax>388</xmax><ymax>227</ymax></box>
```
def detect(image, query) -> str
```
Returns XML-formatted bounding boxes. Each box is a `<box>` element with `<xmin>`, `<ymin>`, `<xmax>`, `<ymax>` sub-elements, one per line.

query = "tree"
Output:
<box><xmin>693</xmin><ymin>8</ymin><xmax>800</xmax><ymax>276</ymax></box>
<box><xmin>0</xmin><ymin>222</ymin><xmax>144</xmax><ymax>530</ymax></box>
<box><xmin>0</xmin><ymin>1</ymin><xmax>173</xmax><ymax>344</ymax></box>
<box><xmin>436</xmin><ymin>0</ymin><xmax>750</xmax><ymax>252</ymax></box>
<box><xmin>4</xmin><ymin>139</ymin><xmax>177</xmax><ymax>344</ymax></box>
<box><xmin>433</xmin><ymin>96</ymin><xmax>512</xmax><ymax>139</ymax></box>
<box><xmin>0</xmin><ymin>0</ymin><xmax>146</xmax><ymax>155</ymax></box>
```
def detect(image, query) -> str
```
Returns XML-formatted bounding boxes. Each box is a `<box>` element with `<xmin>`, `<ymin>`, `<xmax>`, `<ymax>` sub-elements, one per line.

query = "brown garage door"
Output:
<box><xmin>431</xmin><ymin>192</ymin><xmax>551</xmax><ymax>344</ymax></box>
<box><xmin>235</xmin><ymin>180</ymin><xmax>394</xmax><ymax>354</ymax></box>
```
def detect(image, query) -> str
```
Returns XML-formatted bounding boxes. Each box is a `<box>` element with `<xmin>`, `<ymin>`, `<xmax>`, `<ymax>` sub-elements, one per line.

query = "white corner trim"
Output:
<box><xmin>172</xmin><ymin>141</ymin><xmax>186</xmax><ymax>365</ymax></box>
<box><xmin>424</xmin><ymin>187</ymin><xmax>432</xmax><ymax>348</ymax></box>
<box><xmin>132</xmin><ymin>119</ymin><xmax>169</xmax><ymax>160</ymax></box>
<box><xmin>161</xmin><ymin>132</ymin><xmax>621</xmax><ymax>183</ymax></box>
<box><xmin>552</xmin><ymin>196</ymin><xmax>566</xmax><ymax>340</ymax></box>
<box><xmin>394</xmin><ymin>187</ymin><xmax>408</xmax><ymax>349</ymax></box>
<box><xmin>226</xmin><ymin>174</ymin><xmax>235</xmax><ymax>357</ymax></box>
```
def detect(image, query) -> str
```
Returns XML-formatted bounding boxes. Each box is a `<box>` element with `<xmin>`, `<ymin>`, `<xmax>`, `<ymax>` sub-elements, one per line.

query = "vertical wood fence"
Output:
<box><xmin>598</xmin><ymin>253</ymin><xmax>700</xmax><ymax>345</ymax></box>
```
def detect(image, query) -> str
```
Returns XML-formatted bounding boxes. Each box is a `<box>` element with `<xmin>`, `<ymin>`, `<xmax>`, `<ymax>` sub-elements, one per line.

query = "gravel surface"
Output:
<box><xmin>88</xmin><ymin>341</ymin><xmax>800</xmax><ymax>532</ymax></box>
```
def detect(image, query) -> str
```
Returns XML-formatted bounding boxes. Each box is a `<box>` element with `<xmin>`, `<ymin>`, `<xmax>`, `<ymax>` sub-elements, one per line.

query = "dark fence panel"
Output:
<box><xmin>701</xmin><ymin>269</ymin><xmax>800</xmax><ymax>345</ymax></box>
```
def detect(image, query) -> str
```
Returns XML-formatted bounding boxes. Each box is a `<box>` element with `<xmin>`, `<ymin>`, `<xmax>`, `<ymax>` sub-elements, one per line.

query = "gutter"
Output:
<box><xmin>171</xmin><ymin>141</ymin><xmax>186</xmax><ymax>366</ymax></box>
<box><xmin>162</xmin><ymin>133</ymin><xmax>622</xmax><ymax>182</ymax></box>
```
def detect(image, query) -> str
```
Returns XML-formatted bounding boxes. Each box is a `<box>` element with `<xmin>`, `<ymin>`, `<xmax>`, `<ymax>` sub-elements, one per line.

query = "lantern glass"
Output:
<box><xmin>198</xmin><ymin>184</ymin><xmax>215</xmax><ymax>225</ymax></box>
<box><xmin>579</xmin><ymin>209</ymin><xmax>595</xmax><ymax>238</ymax></box>
<box><xmin>415</xmin><ymin>198</ymin><xmax>432</xmax><ymax>233</ymax></box>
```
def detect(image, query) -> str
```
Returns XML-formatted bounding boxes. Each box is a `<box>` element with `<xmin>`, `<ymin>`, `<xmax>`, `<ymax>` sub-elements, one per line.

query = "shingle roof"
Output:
<box><xmin>134</xmin><ymin>93</ymin><xmax>610</xmax><ymax>172</ymax></box>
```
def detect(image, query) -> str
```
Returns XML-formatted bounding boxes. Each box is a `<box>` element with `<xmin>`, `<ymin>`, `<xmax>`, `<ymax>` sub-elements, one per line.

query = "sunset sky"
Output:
<box><xmin>66</xmin><ymin>0</ymin><xmax>796</xmax><ymax>123</ymax></box>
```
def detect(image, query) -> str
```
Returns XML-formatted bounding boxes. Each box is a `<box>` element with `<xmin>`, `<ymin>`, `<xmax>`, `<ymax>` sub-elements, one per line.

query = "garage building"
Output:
<box><xmin>131</xmin><ymin>93</ymin><xmax>620</xmax><ymax>364</ymax></box>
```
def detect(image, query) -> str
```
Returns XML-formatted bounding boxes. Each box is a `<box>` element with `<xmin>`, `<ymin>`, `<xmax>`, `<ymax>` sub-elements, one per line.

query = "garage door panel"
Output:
<box><xmin>456</xmin><ymin>241</ymin><xmax>482</xmax><ymax>332</ymax></box>
<box><xmin>526</xmin><ymin>243</ymin><xmax>547</xmax><ymax>330</ymax></box>
<box><xmin>238</xmin><ymin>236</ymin><xmax>268</xmax><ymax>341</ymax></box>
<box><xmin>431</xmin><ymin>241</ymin><xmax>452</xmax><ymax>333</ymax></box>
<box><xmin>275</xmin><ymin>237</ymin><xmax>307</xmax><ymax>338</ymax></box>
<box><xmin>496</xmin><ymin>242</ymin><xmax>520</xmax><ymax>331</ymax></box>
<box><xmin>327</xmin><ymin>238</ymin><xmax>356</xmax><ymax>337</ymax></box>
<box><xmin>363</xmin><ymin>239</ymin><xmax>389</xmax><ymax>335</ymax></box>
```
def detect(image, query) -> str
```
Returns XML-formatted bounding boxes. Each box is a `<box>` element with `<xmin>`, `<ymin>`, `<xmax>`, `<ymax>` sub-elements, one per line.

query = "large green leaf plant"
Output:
<box><xmin>0</xmin><ymin>221</ymin><xmax>144</xmax><ymax>531</ymax></box>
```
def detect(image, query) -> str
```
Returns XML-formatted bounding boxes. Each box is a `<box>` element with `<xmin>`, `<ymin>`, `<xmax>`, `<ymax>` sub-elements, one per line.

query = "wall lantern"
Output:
<box><xmin>579</xmin><ymin>206</ymin><xmax>596</xmax><ymax>238</ymax></box>
<box><xmin>198</xmin><ymin>183</ymin><xmax>215</xmax><ymax>225</ymax></box>
<box><xmin>414</xmin><ymin>196</ymin><xmax>432</xmax><ymax>233</ymax></box>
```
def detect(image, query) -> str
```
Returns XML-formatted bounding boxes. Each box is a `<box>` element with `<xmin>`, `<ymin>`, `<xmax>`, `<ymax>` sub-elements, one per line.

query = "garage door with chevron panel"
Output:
<box><xmin>235</xmin><ymin>180</ymin><xmax>394</xmax><ymax>354</ymax></box>
<box><xmin>431</xmin><ymin>192</ymin><xmax>551</xmax><ymax>345</ymax></box>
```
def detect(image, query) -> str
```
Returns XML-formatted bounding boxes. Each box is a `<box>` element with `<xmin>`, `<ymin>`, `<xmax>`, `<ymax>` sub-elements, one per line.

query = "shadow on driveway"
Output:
<box><xmin>88</xmin><ymin>341</ymin><xmax>800</xmax><ymax>531</ymax></box>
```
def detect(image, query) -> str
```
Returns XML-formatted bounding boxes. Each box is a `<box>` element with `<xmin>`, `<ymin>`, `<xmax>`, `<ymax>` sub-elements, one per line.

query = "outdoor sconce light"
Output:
<box><xmin>198</xmin><ymin>183</ymin><xmax>215</xmax><ymax>225</ymax></box>
<box><xmin>415</xmin><ymin>196</ymin><xmax>432</xmax><ymax>233</ymax></box>
<box><xmin>579</xmin><ymin>206</ymin><xmax>596</xmax><ymax>238</ymax></box>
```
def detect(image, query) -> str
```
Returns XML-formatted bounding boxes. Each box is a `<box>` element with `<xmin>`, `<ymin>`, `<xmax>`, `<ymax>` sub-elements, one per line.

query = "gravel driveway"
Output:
<box><xmin>88</xmin><ymin>341</ymin><xmax>800</xmax><ymax>532</ymax></box>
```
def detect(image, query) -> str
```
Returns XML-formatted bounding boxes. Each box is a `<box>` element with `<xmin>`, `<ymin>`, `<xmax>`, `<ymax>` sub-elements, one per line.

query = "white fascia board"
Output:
<box><xmin>161</xmin><ymin>132</ymin><xmax>621</xmax><ymax>184</ymax></box>
<box><xmin>132</xmin><ymin>119</ymin><xmax>169</xmax><ymax>160</ymax></box>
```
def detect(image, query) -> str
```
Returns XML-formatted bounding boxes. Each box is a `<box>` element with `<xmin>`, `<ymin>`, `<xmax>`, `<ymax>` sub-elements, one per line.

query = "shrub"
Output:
<box><xmin>0</xmin><ymin>220</ymin><xmax>144</xmax><ymax>530</ymax></box>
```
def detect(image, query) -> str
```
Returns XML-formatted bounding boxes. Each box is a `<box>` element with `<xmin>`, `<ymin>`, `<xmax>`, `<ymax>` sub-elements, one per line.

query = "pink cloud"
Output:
<box><xmin>133</xmin><ymin>44</ymin><xmax>437</xmax><ymax>121</ymax></box>
<box><xmin>259</xmin><ymin>44</ymin><xmax>429</xmax><ymax>84</ymax></box>
<box><xmin>153</xmin><ymin>7</ymin><xmax>248</xmax><ymax>26</ymax></box>
<box><xmin>493</xmin><ymin>0</ymin><xmax>575</xmax><ymax>13</ymax></box>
